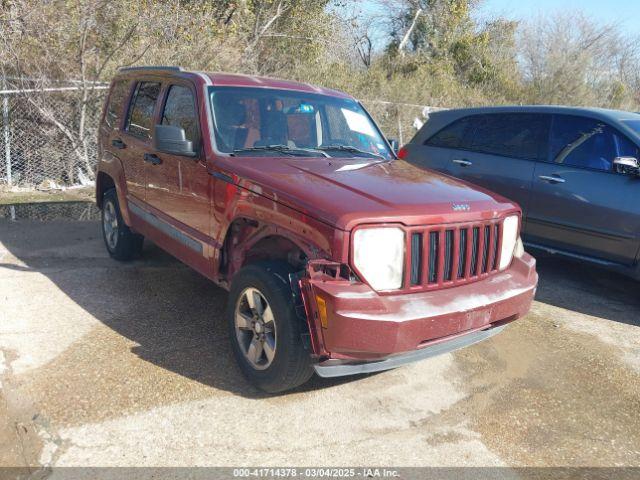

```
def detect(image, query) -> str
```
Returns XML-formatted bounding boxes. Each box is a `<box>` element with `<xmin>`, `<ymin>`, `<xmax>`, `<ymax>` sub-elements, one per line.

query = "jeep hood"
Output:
<box><xmin>216</xmin><ymin>157</ymin><xmax>518</xmax><ymax>230</ymax></box>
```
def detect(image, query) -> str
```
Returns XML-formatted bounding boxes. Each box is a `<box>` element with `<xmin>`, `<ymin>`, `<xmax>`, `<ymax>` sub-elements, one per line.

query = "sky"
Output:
<box><xmin>477</xmin><ymin>0</ymin><xmax>640</xmax><ymax>35</ymax></box>
<box><xmin>357</xmin><ymin>0</ymin><xmax>640</xmax><ymax>37</ymax></box>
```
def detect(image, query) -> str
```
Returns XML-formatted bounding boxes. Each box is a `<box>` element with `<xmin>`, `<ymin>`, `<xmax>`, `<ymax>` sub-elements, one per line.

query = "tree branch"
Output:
<box><xmin>398</xmin><ymin>7</ymin><xmax>422</xmax><ymax>56</ymax></box>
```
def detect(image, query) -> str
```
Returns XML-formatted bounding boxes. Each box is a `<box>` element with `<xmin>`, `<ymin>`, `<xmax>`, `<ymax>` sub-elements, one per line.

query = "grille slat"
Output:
<box><xmin>436</xmin><ymin>230</ymin><xmax>446</xmax><ymax>284</ymax></box>
<box><xmin>458</xmin><ymin>228</ymin><xmax>467</xmax><ymax>279</ymax></box>
<box><xmin>428</xmin><ymin>232</ymin><xmax>438</xmax><ymax>283</ymax></box>
<box><xmin>443</xmin><ymin>230</ymin><xmax>454</xmax><ymax>281</ymax></box>
<box><xmin>482</xmin><ymin>225</ymin><xmax>491</xmax><ymax>273</ymax></box>
<box><xmin>492</xmin><ymin>224</ymin><xmax>500</xmax><ymax>270</ymax></box>
<box><xmin>452</xmin><ymin>228</ymin><xmax>461</xmax><ymax>280</ymax></box>
<box><xmin>410</xmin><ymin>233</ymin><xmax>422</xmax><ymax>285</ymax></box>
<box><xmin>470</xmin><ymin>227</ymin><xmax>479</xmax><ymax>276</ymax></box>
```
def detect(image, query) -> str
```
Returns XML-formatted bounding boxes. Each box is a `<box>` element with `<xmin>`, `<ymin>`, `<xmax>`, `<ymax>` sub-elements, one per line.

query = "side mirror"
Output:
<box><xmin>388</xmin><ymin>138</ymin><xmax>399</xmax><ymax>153</ymax></box>
<box><xmin>154</xmin><ymin>125</ymin><xmax>196</xmax><ymax>157</ymax></box>
<box><xmin>613</xmin><ymin>157</ymin><xmax>640</xmax><ymax>176</ymax></box>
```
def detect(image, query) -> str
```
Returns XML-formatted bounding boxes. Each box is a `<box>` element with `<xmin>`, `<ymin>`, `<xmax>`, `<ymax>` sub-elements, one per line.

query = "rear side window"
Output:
<box><xmin>161</xmin><ymin>85</ymin><xmax>200</xmax><ymax>147</ymax></box>
<box><xmin>125</xmin><ymin>81</ymin><xmax>161</xmax><ymax>140</ymax></box>
<box><xmin>425</xmin><ymin>117</ymin><xmax>473</xmax><ymax>149</ymax></box>
<box><xmin>470</xmin><ymin>114</ymin><xmax>549</xmax><ymax>161</ymax></box>
<box><xmin>551</xmin><ymin>116</ymin><xmax>616</xmax><ymax>172</ymax></box>
<box><xmin>105</xmin><ymin>80</ymin><xmax>130</xmax><ymax>129</ymax></box>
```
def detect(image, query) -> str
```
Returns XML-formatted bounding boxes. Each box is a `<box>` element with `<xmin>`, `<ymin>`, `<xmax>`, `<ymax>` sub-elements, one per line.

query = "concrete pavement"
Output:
<box><xmin>0</xmin><ymin>203</ymin><xmax>639</xmax><ymax>470</ymax></box>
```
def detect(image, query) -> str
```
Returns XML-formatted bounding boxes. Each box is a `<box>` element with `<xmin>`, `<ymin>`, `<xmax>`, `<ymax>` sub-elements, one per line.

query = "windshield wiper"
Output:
<box><xmin>233</xmin><ymin>144</ymin><xmax>329</xmax><ymax>157</ymax></box>
<box><xmin>317</xmin><ymin>145</ymin><xmax>384</xmax><ymax>160</ymax></box>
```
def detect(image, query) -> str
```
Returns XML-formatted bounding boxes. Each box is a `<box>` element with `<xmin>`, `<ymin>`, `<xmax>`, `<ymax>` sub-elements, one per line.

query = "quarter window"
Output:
<box><xmin>105</xmin><ymin>80</ymin><xmax>130</xmax><ymax>129</ymax></box>
<box><xmin>125</xmin><ymin>81</ymin><xmax>161</xmax><ymax>140</ymax></box>
<box><xmin>470</xmin><ymin>114</ymin><xmax>548</xmax><ymax>161</ymax></box>
<box><xmin>551</xmin><ymin>116</ymin><xmax>616</xmax><ymax>172</ymax></box>
<box><xmin>161</xmin><ymin>85</ymin><xmax>200</xmax><ymax>147</ymax></box>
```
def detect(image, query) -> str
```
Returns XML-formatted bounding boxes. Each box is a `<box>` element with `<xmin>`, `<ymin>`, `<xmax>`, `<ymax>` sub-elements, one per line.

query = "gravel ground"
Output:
<box><xmin>0</xmin><ymin>203</ymin><xmax>639</xmax><ymax>473</ymax></box>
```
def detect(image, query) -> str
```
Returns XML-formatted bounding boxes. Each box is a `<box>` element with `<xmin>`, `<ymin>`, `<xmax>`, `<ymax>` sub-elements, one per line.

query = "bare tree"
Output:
<box><xmin>0</xmin><ymin>1</ymin><xmax>142</xmax><ymax>182</ymax></box>
<box><xmin>519</xmin><ymin>12</ymin><xmax>640</xmax><ymax>108</ymax></box>
<box><xmin>0</xmin><ymin>0</ymin><xmax>244</xmax><ymax>184</ymax></box>
<box><xmin>398</xmin><ymin>6</ymin><xmax>422</xmax><ymax>56</ymax></box>
<box><xmin>355</xmin><ymin>32</ymin><xmax>373</xmax><ymax>67</ymax></box>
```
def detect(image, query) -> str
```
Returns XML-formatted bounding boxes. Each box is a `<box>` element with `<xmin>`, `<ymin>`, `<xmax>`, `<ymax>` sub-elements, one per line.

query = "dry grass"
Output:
<box><xmin>0</xmin><ymin>186</ymin><xmax>94</xmax><ymax>205</ymax></box>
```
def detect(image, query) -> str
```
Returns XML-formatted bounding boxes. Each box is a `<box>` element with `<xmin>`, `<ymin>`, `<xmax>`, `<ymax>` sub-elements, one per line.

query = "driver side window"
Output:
<box><xmin>551</xmin><ymin>116</ymin><xmax>616</xmax><ymax>172</ymax></box>
<box><xmin>162</xmin><ymin>85</ymin><xmax>200</xmax><ymax>149</ymax></box>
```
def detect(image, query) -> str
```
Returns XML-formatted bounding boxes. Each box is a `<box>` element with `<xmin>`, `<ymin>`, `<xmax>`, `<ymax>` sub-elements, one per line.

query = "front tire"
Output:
<box><xmin>227</xmin><ymin>261</ymin><xmax>313</xmax><ymax>393</ymax></box>
<box><xmin>101</xmin><ymin>188</ymin><xmax>143</xmax><ymax>261</ymax></box>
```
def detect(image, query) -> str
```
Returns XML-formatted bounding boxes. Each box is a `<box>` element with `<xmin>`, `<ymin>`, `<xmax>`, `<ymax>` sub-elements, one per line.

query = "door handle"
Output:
<box><xmin>143</xmin><ymin>153</ymin><xmax>162</xmax><ymax>165</ymax></box>
<box><xmin>452</xmin><ymin>159</ymin><xmax>472</xmax><ymax>167</ymax></box>
<box><xmin>112</xmin><ymin>138</ymin><xmax>126</xmax><ymax>149</ymax></box>
<box><xmin>538</xmin><ymin>175</ymin><xmax>565</xmax><ymax>184</ymax></box>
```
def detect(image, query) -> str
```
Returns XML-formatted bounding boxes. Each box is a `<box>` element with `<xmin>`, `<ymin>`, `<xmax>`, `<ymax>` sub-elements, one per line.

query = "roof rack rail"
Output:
<box><xmin>117</xmin><ymin>66</ymin><xmax>185</xmax><ymax>73</ymax></box>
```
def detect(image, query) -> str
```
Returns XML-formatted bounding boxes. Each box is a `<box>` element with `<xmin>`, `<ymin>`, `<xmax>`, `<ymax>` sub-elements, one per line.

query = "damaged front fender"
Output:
<box><xmin>293</xmin><ymin>259</ymin><xmax>354</xmax><ymax>359</ymax></box>
<box><xmin>294</xmin><ymin>255</ymin><xmax>538</xmax><ymax>365</ymax></box>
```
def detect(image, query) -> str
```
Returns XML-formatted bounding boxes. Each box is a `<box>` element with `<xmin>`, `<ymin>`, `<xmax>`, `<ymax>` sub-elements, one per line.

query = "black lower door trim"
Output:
<box><xmin>129</xmin><ymin>202</ymin><xmax>203</xmax><ymax>254</ymax></box>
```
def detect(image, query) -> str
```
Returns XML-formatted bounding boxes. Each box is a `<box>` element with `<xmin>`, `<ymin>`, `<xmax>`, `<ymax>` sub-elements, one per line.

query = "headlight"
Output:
<box><xmin>514</xmin><ymin>236</ymin><xmax>525</xmax><ymax>259</ymax></box>
<box><xmin>353</xmin><ymin>227</ymin><xmax>405</xmax><ymax>290</ymax></box>
<box><xmin>499</xmin><ymin>215</ymin><xmax>519</xmax><ymax>270</ymax></box>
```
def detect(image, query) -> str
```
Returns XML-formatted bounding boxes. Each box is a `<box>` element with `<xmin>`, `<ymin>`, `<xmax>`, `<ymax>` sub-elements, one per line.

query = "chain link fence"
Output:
<box><xmin>0</xmin><ymin>79</ymin><xmax>442</xmax><ymax>191</ymax></box>
<box><xmin>0</xmin><ymin>83</ymin><xmax>107</xmax><ymax>190</ymax></box>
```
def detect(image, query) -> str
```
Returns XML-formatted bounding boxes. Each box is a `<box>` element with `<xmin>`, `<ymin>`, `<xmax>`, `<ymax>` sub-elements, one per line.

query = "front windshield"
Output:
<box><xmin>209</xmin><ymin>86</ymin><xmax>393</xmax><ymax>159</ymax></box>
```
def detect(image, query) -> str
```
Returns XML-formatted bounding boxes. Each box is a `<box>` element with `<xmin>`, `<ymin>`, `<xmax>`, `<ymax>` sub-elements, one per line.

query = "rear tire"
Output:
<box><xmin>227</xmin><ymin>261</ymin><xmax>313</xmax><ymax>393</ymax></box>
<box><xmin>101</xmin><ymin>188</ymin><xmax>143</xmax><ymax>261</ymax></box>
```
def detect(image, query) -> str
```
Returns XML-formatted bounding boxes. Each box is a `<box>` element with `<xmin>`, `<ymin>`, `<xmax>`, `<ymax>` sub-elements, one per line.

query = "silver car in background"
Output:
<box><xmin>400</xmin><ymin>106</ymin><xmax>640</xmax><ymax>279</ymax></box>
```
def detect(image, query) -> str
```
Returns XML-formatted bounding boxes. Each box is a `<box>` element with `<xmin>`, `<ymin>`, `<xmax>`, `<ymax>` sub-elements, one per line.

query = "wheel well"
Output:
<box><xmin>221</xmin><ymin>218</ymin><xmax>309</xmax><ymax>281</ymax></box>
<box><xmin>244</xmin><ymin>235</ymin><xmax>307</xmax><ymax>269</ymax></box>
<box><xmin>96</xmin><ymin>172</ymin><xmax>115</xmax><ymax>209</ymax></box>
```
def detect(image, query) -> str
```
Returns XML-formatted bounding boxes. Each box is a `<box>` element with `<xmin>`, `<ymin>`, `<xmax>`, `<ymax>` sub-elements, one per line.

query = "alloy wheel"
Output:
<box><xmin>103</xmin><ymin>200</ymin><xmax>119</xmax><ymax>250</ymax></box>
<box><xmin>234</xmin><ymin>287</ymin><xmax>277</xmax><ymax>370</ymax></box>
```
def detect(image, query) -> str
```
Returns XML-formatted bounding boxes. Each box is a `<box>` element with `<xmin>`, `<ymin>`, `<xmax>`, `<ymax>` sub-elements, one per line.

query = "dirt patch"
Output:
<box><xmin>0</xmin><ymin>188</ymin><xmax>94</xmax><ymax>206</ymax></box>
<box><xmin>451</xmin><ymin>312</ymin><xmax>640</xmax><ymax>467</ymax></box>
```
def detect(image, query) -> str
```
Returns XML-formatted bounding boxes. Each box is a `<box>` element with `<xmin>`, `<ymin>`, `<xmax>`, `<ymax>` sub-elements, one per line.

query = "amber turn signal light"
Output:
<box><xmin>316</xmin><ymin>295</ymin><xmax>328</xmax><ymax>329</ymax></box>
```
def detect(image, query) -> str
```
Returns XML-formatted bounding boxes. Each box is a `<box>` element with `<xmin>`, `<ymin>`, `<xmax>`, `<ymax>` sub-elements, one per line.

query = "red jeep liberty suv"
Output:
<box><xmin>96</xmin><ymin>66</ymin><xmax>538</xmax><ymax>392</ymax></box>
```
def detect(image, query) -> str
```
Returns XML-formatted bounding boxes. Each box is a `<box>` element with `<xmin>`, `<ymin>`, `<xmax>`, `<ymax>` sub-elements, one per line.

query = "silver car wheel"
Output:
<box><xmin>103</xmin><ymin>200</ymin><xmax>119</xmax><ymax>250</ymax></box>
<box><xmin>234</xmin><ymin>287</ymin><xmax>277</xmax><ymax>370</ymax></box>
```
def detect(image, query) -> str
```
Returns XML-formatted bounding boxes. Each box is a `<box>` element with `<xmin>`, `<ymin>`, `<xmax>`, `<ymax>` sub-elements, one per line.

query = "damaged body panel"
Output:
<box><xmin>301</xmin><ymin>247</ymin><xmax>537</xmax><ymax>371</ymax></box>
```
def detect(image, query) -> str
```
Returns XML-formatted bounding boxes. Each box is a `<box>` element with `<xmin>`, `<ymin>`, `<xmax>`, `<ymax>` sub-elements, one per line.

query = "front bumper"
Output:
<box><xmin>300</xmin><ymin>253</ymin><xmax>537</xmax><ymax>371</ymax></box>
